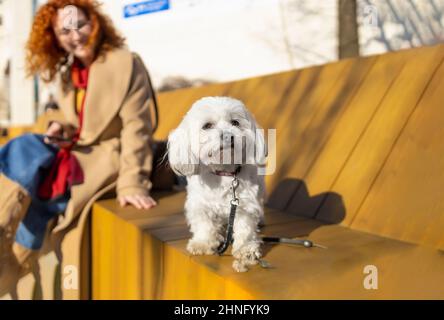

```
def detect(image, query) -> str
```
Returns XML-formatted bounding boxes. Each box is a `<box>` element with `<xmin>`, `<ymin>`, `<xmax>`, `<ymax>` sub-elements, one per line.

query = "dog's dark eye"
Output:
<box><xmin>231</xmin><ymin>120</ymin><xmax>240</xmax><ymax>127</ymax></box>
<box><xmin>202</xmin><ymin>122</ymin><xmax>214</xmax><ymax>130</ymax></box>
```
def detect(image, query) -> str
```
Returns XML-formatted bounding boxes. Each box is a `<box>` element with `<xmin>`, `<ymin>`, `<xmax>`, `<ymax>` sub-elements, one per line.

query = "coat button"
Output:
<box><xmin>4</xmin><ymin>225</ymin><xmax>13</xmax><ymax>239</ymax></box>
<box><xmin>17</xmin><ymin>191</ymin><xmax>25</xmax><ymax>203</ymax></box>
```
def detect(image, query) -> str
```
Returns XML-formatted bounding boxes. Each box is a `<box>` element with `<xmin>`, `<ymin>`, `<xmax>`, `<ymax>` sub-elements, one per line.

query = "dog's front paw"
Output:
<box><xmin>232</xmin><ymin>241</ymin><xmax>262</xmax><ymax>272</ymax></box>
<box><xmin>232</xmin><ymin>260</ymin><xmax>249</xmax><ymax>272</ymax></box>
<box><xmin>186</xmin><ymin>239</ymin><xmax>217</xmax><ymax>256</ymax></box>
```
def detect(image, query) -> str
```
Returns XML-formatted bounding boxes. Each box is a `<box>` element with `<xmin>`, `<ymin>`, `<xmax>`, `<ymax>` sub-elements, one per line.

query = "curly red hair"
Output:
<box><xmin>26</xmin><ymin>0</ymin><xmax>125</xmax><ymax>82</ymax></box>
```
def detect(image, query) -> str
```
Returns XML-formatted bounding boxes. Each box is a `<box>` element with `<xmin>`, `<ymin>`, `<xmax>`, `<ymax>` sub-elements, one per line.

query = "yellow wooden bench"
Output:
<box><xmin>91</xmin><ymin>43</ymin><xmax>444</xmax><ymax>299</ymax></box>
<box><xmin>0</xmin><ymin>127</ymin><xmax>34</xmax><ymax>146</ymax></box>
<box><xmin>0</xmin><ymin>112</ymin><xmax>57</xmax><ymax>145</ymax></box>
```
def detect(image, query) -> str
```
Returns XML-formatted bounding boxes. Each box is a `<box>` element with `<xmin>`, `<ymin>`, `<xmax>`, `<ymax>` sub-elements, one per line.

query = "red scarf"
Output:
<box><xmin>37</xmin><ymin>61</ymin><xmax>87</xmax><ymax>200</ymax></box>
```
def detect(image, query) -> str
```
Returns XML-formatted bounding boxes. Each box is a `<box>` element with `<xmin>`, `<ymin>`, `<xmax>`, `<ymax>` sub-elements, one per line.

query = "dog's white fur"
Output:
<box><xmin>168</xmin><ymin>97</ymin><xmax>266</xmax><ymax>272</ymax></box>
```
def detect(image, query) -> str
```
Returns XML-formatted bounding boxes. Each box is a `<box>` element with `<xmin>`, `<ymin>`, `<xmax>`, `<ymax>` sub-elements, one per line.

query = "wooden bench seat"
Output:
<box><xmin>166</xmin><ymin>224</ymin><xmax>444</xmax><ymax>299</ymax></box>
<box><xmin>92</xmin><ymin>191</ymin><xmax>444</xmax><ymax>299</ymax></box>
<box><xmin>91</xmin><ymin>43</ymin><xmax>444</xmax><ymax>299</ymax></box>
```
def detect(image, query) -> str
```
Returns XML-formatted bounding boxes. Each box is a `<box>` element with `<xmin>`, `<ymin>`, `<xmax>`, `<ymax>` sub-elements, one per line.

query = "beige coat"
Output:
<box><xmin>46</xmin><ymin>48</ymin><xmax>155</xmax><ymax>299</ymax></box>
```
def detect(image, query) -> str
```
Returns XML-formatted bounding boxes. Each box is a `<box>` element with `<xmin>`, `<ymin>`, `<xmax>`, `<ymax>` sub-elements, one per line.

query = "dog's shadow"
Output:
<box><xmin>260</xmin><ymin>178</ymin><xmax>346</xmax><ymax>258</ymax></box>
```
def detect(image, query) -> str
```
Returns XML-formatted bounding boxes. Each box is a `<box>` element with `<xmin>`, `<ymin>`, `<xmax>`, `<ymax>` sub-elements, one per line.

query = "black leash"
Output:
<box><xmin>261</xmin><ymin>237</ymin><xmax>326</xmax><ymax>249</ymax></box>
<box><xmin>217</xmin><ymin>169</ymin><xmax>327</xmax><ymax>256</ymax></box>
<box><xmin>217</xmin><ymin>170</ymin><xmax>240</xmax><ymax>255</ymax></box>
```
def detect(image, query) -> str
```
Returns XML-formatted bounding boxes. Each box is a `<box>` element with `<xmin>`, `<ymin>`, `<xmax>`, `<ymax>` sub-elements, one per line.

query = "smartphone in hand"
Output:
<box><xmin>43</xmin><ymin>135</ymin><xmax>73</xmax><ymax>143</ymax></box>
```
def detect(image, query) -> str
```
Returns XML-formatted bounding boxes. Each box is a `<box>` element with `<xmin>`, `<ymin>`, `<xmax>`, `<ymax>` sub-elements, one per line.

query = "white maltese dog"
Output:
<box><xmin>168</xmin><ymin>97</ymin><xmax>267</xmax><ymax>272</ymax></box>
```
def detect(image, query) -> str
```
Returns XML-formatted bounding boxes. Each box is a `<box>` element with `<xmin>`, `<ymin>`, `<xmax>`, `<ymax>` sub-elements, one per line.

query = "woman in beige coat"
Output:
<box><xmin>0</xmin><ymin>0</ymin><xmax>157</xmax><ymax>297</ymax></box>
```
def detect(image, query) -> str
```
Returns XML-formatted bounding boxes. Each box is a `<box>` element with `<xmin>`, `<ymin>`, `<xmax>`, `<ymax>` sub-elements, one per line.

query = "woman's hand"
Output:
<box><xmin>118</xmin><ymin>194</ymin><xmax>157</xmax><ymax>210</ymax></box>
<box><xmin>44</xmin><ymin>122</ymin><xmax>76</xmax><ymax>148</ymax></box>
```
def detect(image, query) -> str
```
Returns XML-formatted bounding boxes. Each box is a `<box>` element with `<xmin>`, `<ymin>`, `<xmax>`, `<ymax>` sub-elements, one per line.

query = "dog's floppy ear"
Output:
<box><xmin>167</xmin><ymin>121</ymin><xmax>199</xmax><ymax>176</ymax></box>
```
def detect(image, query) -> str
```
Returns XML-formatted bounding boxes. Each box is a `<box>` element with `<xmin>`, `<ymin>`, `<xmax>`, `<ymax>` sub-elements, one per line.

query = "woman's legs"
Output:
<box><xmin>15</xmin><ymin>195</ymin><xmax>69</xmax><ymax>250</ymax></box>
<box><xmin>0</xmin><ymin>134</ymin><xmax>62</xmax><ymax>295</ymax></box>
<box><xmin>0</xmin><ymin>174</ymin><xmax>31</xmax><ymax>296</ymax></box>
<box><xmin>0</xmin><ymin>174</ymin><xmax>30</xmax><ymax>257</ymax></box>
<box><xmin>0</xmin><ymin>174</ymin><xmax>68</xmax><ymax>296</ymax></box>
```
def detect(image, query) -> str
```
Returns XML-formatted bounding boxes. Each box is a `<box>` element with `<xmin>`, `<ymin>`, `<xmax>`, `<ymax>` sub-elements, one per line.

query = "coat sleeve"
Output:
<box><xmin>116</xmin><ymin>54</ymin><xmax>154</xmax><ymax>197</ymax></box>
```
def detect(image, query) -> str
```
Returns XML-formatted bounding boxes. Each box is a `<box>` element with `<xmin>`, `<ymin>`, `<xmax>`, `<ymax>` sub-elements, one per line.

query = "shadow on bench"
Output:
<box><xmin>92</xmin><ymin>178</ymin><xmax>444</xmax><ymax>299</ymax></box>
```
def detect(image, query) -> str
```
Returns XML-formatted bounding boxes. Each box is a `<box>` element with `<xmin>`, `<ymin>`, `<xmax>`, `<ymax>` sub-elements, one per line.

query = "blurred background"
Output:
<box><xmin>0</xmin><ymin>0</ymin><xmax>444</xmax><ymax>127</ymax></box>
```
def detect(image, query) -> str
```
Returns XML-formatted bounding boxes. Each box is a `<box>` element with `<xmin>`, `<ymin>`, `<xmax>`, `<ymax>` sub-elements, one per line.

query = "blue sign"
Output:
<box><xmin>124</xmin><ymin>0</ymin><xmax>170</xmax><ymax>18</ymax></box>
